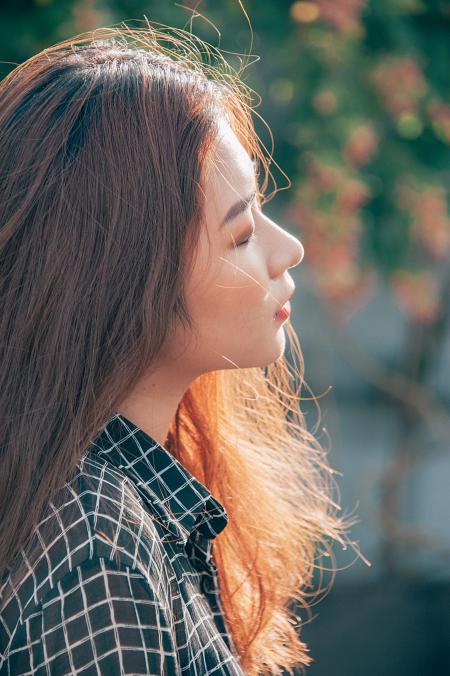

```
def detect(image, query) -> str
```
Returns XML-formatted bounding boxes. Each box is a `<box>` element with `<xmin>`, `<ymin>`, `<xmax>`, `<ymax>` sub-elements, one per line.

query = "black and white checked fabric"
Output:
<box><xmin>0</xmin><ymin>412</ymin><xmax>245</xmax><ymax>674</ymax></box>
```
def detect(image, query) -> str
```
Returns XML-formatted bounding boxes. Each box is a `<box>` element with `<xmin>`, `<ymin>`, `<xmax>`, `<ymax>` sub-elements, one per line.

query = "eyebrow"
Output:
<box><xmin>220</xmin><ymin>190</ymin><xmax>257</xmax><ymax>229</ymax></box>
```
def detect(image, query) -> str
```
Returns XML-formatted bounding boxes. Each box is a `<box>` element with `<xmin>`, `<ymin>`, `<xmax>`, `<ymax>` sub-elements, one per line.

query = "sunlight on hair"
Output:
<box><xmin>0</xmin><ymin>13</ymin><xmax>370</xmax><ymax>675</ymax></box>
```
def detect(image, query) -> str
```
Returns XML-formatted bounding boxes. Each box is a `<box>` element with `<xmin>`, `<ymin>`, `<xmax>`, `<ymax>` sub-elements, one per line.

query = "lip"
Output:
<box><xmin>275</xmin><ymin>286</ymin><xmax>295</xmax><ymax>315</ymax></box>
<box><xmin>274</xmin><ymin>300</ymin><xmax>291</xmax><ymax>321</ymax></box>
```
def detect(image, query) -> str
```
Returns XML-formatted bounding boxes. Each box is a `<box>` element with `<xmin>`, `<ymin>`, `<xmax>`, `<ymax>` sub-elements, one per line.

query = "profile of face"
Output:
<box><xmin>163</xmin><ymin>118</ymin><xmax>304</xmax><ymax>376</ymax></box>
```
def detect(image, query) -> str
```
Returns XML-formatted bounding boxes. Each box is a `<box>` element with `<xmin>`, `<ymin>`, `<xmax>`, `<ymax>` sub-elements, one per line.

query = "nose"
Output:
<box><xmin>287</xmin><ymin>235</ymin><xmax>304</xmax><ymax>270</ymax></box>
<box><xmin>296</xmin><ymin>239</ymin><xmax>305</xmax><ymax>266</ymax></box>
<box><xmin>263</xmin><ymin>211</ymin><xmax>305</xmax><ymax>275</ymax></box>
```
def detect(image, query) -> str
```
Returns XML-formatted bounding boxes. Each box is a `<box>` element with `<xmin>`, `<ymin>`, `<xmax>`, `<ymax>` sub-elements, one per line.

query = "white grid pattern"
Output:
<box><xmin>0</xmin><ymin>413</ymin><xmax>245</xmax><ymax>674</ymax></box>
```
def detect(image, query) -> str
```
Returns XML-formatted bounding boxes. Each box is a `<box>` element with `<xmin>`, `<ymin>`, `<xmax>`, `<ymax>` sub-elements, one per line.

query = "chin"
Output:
<box><xmin>243</xmin><ymin>334</ymin><xmax>287</xmax><ymax>370</ymax></box>
<box><xmin>213</xmin><ymin>330</ymin><xmax>287</xmax><ymax>371</ymax></box>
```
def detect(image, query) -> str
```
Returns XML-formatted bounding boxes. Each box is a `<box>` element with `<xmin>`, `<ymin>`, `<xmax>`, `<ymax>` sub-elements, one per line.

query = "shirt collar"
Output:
<box><xmin>88</xmin><ymin>411</ymin><xmax>229</xmax><ymax>547</ymax></box>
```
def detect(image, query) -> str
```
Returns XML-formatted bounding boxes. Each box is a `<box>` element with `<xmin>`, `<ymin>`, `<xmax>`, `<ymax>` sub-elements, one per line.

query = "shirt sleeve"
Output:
<box><xmin>6</xmin><ymin>557</ymin><xmax>180</xmax><ymax>675</ymax></box>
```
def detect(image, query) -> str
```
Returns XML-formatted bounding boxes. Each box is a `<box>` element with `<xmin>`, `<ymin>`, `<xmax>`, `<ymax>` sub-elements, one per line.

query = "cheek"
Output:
<box><xmin>185</xmin><ymin>236</ymin><xmax>268</xmax><ymax>328</ymax></box>
<box><xmin>180</xmin><ymin>255</ymin><xmax>283</xmax><ymax>370</ymax></box>
<box><xmin>198</xmin><ymin>263</ymin><xmax>267</xmax><ymax>329</ymax></box>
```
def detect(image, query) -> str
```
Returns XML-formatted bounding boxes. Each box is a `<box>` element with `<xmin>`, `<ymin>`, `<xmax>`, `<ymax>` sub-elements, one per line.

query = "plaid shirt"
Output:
<box><xmin>0</xmin><ymin>412</ymin><xmax>245</xmax><ymax>674</ymax></box>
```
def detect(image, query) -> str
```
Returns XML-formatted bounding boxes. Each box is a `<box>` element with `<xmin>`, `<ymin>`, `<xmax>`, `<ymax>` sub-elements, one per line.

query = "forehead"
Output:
<box><xmin>203</xmin><ymin>121</ymin><xmax>256</xmax><ymax>203</ymax></box>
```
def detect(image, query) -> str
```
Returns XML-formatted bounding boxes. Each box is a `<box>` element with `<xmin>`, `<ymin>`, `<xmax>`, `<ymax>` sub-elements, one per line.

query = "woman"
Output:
<box><xmin>0</xmin><ymin>23</ymin><xmax>357</xmax><ymax>675</ymax></box>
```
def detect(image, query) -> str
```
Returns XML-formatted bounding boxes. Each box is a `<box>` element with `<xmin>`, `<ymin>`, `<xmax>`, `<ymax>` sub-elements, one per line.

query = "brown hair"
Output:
<box><xmin>0</xmin><ymin>22</ymin><xmax>361</xmax><ymax>674</ymax></box>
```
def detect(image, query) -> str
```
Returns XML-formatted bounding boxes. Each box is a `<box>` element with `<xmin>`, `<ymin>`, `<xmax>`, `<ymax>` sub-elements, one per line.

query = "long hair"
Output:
<box><xmin>0</xmin><ymin>23</ymin><xmax>361</xmax><ymax>675</ymax></box>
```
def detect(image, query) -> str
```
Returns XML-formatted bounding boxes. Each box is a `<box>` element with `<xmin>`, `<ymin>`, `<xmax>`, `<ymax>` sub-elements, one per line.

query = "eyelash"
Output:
<box><xmin>235</xmin><ymin>201</ymin><xmax>260</xmax><ymax>247</ymax></box>
<box><xmin>237</xmin><ymin>229</ymin><xmax>256</xmax><ymax>247</ymax></box>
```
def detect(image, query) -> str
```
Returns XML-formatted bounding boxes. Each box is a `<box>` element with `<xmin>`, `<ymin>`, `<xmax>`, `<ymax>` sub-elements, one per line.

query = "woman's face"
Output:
<box><xmin>166</xmin><ymin>120</ymin><xmax>304</xmax><ymax>375</ymax></box>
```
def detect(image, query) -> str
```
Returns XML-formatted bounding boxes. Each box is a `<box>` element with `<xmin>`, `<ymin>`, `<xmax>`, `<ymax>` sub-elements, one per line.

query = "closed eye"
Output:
<box><xmin>237</xmin><ymin>229</ymin><xmax>256</xmax><ymax>246</ymax></box>
<box><xmin>236</xmin><ymin>202</ymin><xmax>260</xmax><ymax>247</ymax></box>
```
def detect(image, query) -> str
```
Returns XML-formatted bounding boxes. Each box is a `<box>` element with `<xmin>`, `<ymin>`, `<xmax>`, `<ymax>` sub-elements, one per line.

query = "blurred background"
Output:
<box><xmin>1</xmin><ymin>1</ymin><xmax>449</xmax><ymax>674</ymax></box>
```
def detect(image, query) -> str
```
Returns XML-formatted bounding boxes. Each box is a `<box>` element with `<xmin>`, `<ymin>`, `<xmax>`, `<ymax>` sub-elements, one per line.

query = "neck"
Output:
<box><xmin>115</xmin><ymin>364</ymin><xmax>194</xmax><ymax>448</ymax></box>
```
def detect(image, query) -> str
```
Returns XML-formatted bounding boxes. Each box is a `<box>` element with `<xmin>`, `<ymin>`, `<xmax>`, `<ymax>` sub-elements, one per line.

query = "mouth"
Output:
<box><xmin>274</xmin><ymin>300</ymin><xmax>291</xmax><ymax>321</ymax></box>
<box><xmin>274</xmin><ymin>284</ymin><xmax>295</xmax><ymax>321</ymax></box>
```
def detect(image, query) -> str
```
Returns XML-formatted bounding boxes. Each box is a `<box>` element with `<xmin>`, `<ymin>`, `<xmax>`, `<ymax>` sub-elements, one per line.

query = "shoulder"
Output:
<box><xmin>0</xmin><ymin>452</ymin><xmax>172</xmax><ymax>643</ymax></box>
<box><xmin>1</xmin><ymin>556</ymin><xmax>180</xmax><ymax>675</ymax></box>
